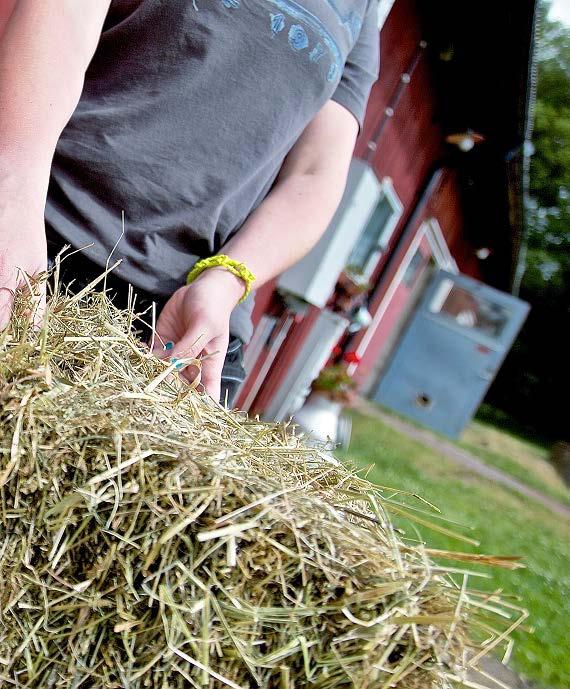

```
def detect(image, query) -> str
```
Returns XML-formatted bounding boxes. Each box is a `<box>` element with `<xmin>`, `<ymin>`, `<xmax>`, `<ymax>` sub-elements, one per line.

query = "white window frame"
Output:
<box><xmin>348</xmin><ymin>177</ymin><xmax>404</xmax><ymax>280</ymax></box>
<box><xmin>424</xmin><ymin>218</ymin><xmax>457</xmax><ymax>272</ymax></box>
<box><xmin>377</xmin><ymin>0</ymin><xmax>396</xmax><ymax>29</ymax></box>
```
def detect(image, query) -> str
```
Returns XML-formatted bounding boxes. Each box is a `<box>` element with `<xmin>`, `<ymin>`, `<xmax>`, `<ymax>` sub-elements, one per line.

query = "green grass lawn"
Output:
<box><xmin>340</xmin><ymin>411</ymin><xmax>570</xmax><ymax>689</ymax></box>
<box><xmin>460</xmin><ymin>419</ymin><xmax>570</xmax><ymax>508</ymax></box>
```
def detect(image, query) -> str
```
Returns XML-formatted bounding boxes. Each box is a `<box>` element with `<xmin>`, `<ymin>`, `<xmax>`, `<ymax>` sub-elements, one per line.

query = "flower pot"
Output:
<box><xmin>291</xmin><ymin>392</ymin><xmax>343</xmax><ymax>445</ymax></box>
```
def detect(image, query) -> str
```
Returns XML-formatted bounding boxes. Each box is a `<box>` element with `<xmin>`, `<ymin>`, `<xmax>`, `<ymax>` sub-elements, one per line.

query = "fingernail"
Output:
<box><xmin>164</xmin><ymin>341</ymin><xmax>174</xmax><ymax>351</ymax></box>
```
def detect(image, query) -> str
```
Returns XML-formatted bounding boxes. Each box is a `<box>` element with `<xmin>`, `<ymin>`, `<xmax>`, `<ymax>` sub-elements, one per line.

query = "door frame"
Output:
<box><xmin>348</xmin><ymin>218</ymin><xmax>457</xmax><ymax>374</ymax></box>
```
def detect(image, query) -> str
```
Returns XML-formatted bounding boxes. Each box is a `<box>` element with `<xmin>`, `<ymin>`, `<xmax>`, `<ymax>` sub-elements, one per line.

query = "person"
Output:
<box><xmin>0</xmin><ymin>0</ymin><xmax>380</xmax><ymax>407</ymax></box>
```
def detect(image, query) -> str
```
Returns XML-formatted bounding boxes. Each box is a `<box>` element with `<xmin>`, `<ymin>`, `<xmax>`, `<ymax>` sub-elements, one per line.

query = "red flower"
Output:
<box><xmin>332</xmin><ymin>345</ymin><xmax>342</xmax><ymax>357</ymax></box>
<box><xmin>343</xmin><ymin>351</ymin><xmax>361</xmax><ymax>364</ymax></box>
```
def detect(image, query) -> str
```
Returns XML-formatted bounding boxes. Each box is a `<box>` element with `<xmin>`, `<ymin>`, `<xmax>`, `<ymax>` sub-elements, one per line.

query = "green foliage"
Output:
<box><xmin>487</xmin><ymin>2</ymin><xmax>570</xmax><ymax>440</ymax></box>
<box><xmin>343</xmin><ymin>411</ymin><xmax>570</xmax><ymax>689</ymax></box>
<box><xmin>530</xmin><ymin>101</ymin><xmax>570</xmax><ymax>206</ymax></box>
<box><xmin>311</xmin><ymin>363</ymin><xmax>356</xmax><ymax>402</ymax></box>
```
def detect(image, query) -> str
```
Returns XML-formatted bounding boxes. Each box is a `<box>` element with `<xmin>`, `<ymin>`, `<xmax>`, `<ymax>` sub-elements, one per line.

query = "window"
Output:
<box><xmin>430</xmin><ymin>280</ymin><xmax>511</xmax><ymax>340</ymax></box>
<box><xmin>346</xmin><ymin>180</ymin><xmax>403</xmax><ymax>278</ymax></box>
<box><xmin>402</xmin><ymin>249</ymin><xmax>426</xmax><ymax>288</ymax></box>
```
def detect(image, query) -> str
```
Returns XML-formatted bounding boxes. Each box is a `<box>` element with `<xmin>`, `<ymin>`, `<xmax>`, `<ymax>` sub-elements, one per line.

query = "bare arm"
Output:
<box><xmin>222</xmin><ymin>99</ymin><xmax>358</xmax><ymax>286</ymax></box>
<box><xmin>0</xmin><ymin>0</ymin><xmax>111</xmax><ymax>324</ymax></box>
<box><xmin>157</xmin><ymin>100</ymin><xmax>359</xmax><ymax>399</ymax></box>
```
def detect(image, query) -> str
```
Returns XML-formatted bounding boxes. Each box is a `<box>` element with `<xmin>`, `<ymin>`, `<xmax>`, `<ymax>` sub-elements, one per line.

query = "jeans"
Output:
<box><xmin>45</xmin><ymin>229</ymin><xmax>246</xmax><ymax>407</ymax></box>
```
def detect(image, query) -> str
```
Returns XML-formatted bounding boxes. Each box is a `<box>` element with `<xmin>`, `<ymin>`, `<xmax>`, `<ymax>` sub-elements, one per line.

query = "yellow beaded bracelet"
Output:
<box><xmin>186</xmin><ymin>255</ymin><xmax>256</xmax><ymax>304</ymax></box>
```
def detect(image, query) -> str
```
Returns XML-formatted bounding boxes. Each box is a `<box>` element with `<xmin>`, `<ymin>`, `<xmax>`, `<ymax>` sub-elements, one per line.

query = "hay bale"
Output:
<box><xmin>0</xmin><ymin>280</ymin><xmax>525</xmax><ymax>688</ymax></box>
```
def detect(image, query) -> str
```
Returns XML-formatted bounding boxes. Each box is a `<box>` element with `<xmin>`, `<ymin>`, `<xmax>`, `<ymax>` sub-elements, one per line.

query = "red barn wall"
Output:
<box><xmin>240</xmin><ymin>0</ymin><xmax>482</xmax><ymax>413</ymax></box>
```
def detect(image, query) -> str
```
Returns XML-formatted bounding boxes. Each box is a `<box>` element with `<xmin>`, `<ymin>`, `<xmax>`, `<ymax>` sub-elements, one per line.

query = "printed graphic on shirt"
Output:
<box><xmin>218</xmin><ymin>0</ymin><xmax>365</xmax><ymax>84</ymax></box>
<box><xmin>323</xmin><ymin>0</ymin><xmax>362</xmax><ymax>39</ymax></box>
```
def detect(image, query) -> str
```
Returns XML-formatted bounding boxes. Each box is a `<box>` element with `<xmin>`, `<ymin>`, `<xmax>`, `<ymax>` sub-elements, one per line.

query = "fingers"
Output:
<box><xmin>167</xmin><ymin>330</ymin><xmax>208</xmax><ymax>361</ymax></box>
<box><xmin>151</xmin><ymin>287</ymin><xmax>230</xmax><ymax>400</ymax></box>
<box><xmin>197</xmin><ymin>338</ymin><xmax>228</xmax><ymax>402</ymax></box>
<box><xmin>152</xmin><ymin>319</ymin><xmax>205</xmax><ymax>359</ymax></box>
<box><xmin>0</xmin><ymin>279</ymin><xmax>46</xmax><ymax>331</ymax></box>
<box><xmin>0</xmin><ymin>287</ymin><xmax>14</xmax><ymax>330</ymax></box>
<box><xmin>159</xmin><ymin>330</ymin><xmax>228</xmax><ymax>401</ymax></box>
<box><xmin>0</xmin><ymin>250</ymin><xmax>49</xmax><ymax>331</ymax></box>
<box><xmin>152</xmin><ymin>295</ymin><xmax>207</xmax><ymax>360</ymax></box>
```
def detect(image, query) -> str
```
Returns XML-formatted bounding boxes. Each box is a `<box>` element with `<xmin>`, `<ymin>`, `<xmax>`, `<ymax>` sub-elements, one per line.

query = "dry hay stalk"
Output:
<box><xmin>0</xmin><ymin>275</ymin><xmax>526</xmax><ymax>688</ymax></box>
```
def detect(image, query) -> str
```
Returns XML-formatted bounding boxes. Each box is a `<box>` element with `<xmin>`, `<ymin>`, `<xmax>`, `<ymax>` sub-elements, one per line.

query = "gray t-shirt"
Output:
<box><xmin>46</xmin><ymin>0</ymin><xmax>380</xmax><ymax>343</ymax></box>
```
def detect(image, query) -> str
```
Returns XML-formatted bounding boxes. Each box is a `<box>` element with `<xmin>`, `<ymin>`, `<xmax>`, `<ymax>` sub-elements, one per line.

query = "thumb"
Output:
<box><xmin>0</xmin><ymin>285</ymin><xmax>15</xmax><ymax>328</ymax></box>
<box><xmin>0</xmin><ymin>294</ymin><xmax>13</xmax><ymax>331</ymax></box>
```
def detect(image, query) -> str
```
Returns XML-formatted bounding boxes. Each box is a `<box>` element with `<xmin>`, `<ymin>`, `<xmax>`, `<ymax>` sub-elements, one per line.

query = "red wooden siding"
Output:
<box><xmin>238</xmin><ymin>0</ymin><xmax>483</xmax><ymax>413</ymax></box>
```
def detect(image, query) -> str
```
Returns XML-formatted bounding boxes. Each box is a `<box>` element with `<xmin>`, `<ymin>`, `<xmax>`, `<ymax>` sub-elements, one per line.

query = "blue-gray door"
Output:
<box><xmin>373</xmin><ymin>270</ymin><xmax>530</xmax><ymax>438</ymax></box>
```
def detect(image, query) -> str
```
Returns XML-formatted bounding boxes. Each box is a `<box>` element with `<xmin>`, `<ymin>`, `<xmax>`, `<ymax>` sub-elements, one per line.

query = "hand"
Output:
<box><xmin>153</xmin><ymin>268</ymin><xmax>244</xmax><ymax>402</ymax></box>
<box><xmin>0</xmin><ymin>215</ymin><xmax>47</xmax><ymax>329</ymax></box>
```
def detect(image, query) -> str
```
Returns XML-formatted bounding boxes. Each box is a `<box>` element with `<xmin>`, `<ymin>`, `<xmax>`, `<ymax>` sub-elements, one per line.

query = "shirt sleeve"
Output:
<box><xmin>331</xmin><ymin>1</ymin><xmax>380</xmax><ymax>132</ymax></box>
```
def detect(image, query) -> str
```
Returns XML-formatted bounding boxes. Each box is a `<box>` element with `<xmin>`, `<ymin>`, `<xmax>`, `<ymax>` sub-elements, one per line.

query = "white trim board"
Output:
<box><xmin>262</xmin><ymin>310</ymin><xmax>350</xmax><ymax>422</ymax></box>
<box><xmin>349</xmin><ymin>218</ymin><xmax>457</xmax><ymax>373</ymax></box>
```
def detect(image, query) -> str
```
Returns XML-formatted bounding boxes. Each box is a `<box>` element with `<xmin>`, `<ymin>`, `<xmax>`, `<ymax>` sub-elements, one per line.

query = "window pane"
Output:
<box><xmin>430</xmin><ymin>281</ymin><xmax>510</xmax><ymax>339</ymax></box>
<box><xmin>347</xmin><ymin>196</ymin><xmax>393</xmax><ymax>273</ymax></box>
<box><xmin>402</xmin><ymin>249</ymin><xmax>425</xmax><ymax>288</ymax></box>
